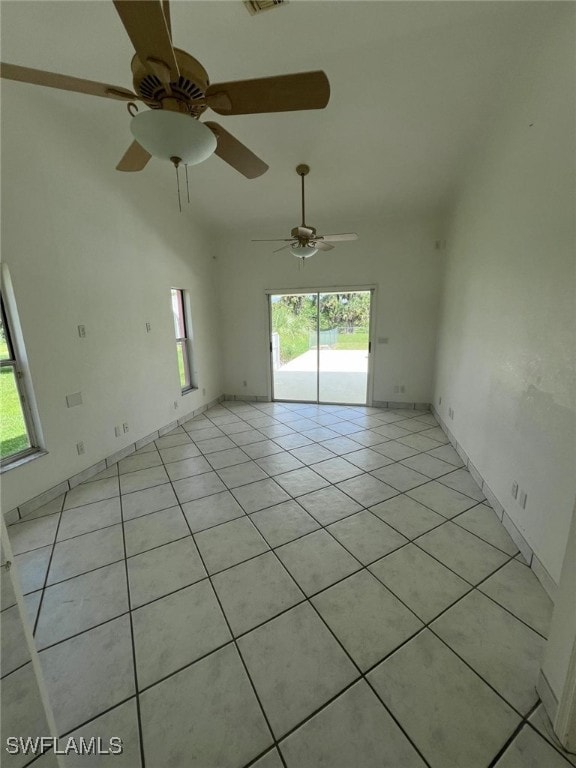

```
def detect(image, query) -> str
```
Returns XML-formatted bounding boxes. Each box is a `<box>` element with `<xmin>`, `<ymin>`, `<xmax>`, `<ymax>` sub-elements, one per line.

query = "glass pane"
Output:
<box><xmin>171</xmin><ymin>289</ymin><xmax>186</xmax><ymax>339</ymax></box>
<box><xmin>271</xmin><ymin>293</ymin><xmax>318</xmax><ymax>402</ymax></box>
<box><xmin>0</xmin><ymin>366</ymin><xmax>31</xmax><ymax>459</ymax></box>
<box><xmin>177</xmin><ymin>341</ymin><xmax>190</xmax><ymax>390</ymax></box>
<box><xmin>0</xmin><ymin>315</ymin><xmax>10</xmax><ymax>360</ymax></box>
<box><xmin>318</xmin><ymin>291</ymin><xmax>371</xmax><ymax>404</ymax></box>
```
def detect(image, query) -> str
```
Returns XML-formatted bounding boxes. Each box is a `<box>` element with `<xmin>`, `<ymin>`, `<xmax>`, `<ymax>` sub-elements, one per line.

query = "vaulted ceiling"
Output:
<box><xmin>0</xmin><ymin>1</ymin><xmax>560</xmax><ymax>233</ymax></box>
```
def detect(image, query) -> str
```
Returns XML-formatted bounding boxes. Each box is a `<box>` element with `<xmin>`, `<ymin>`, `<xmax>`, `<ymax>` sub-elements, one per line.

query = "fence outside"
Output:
<box><xmin>309</xmin><ymin>328</ymin><xmax>338</xmax><ymax>349</ymax></box>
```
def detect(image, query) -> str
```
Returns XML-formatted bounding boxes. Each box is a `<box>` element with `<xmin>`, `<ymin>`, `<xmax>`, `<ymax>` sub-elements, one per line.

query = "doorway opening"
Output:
<box><xmin>269</xmin><ymin>290</ymin><xmax>373</xmax><ymax>405</ymax></box>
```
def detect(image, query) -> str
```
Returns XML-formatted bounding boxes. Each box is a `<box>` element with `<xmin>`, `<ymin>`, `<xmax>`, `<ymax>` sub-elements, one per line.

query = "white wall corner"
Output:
<box><xmin>531</xmin><ymin>554</ymin><xmax>559</xmax><ymax>603</ymax></box>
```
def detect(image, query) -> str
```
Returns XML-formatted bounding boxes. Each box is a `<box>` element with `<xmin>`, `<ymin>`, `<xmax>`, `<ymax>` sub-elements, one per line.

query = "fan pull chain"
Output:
<box><xmin>185</xmin><ymin>165</ymin><xmax>190</xmax><ymax>204</ymax></box>
<box><xmin>171</xmin><ymin>156</ymin><xmax>183</xmax><ymax>213</ymax></box>
<box><xmin>177</xmin><ymin>165</ymin><xmax>182</xmax><ymax>212</ymax></box>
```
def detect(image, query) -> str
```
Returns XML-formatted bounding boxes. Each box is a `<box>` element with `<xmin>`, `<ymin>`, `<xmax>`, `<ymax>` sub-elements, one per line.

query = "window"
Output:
<box><xmin>0</xmin><ymin>293</ymin><xmax>39</xmax><ymax>466</ymax></box>
<box><xmin>171</xmin><ymin>288</ymin><xmax>194</xmax><ymax>392</ymax></box>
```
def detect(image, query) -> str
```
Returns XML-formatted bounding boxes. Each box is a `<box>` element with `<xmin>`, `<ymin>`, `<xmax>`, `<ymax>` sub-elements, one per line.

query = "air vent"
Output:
<box><xmin>244</xmin><ymin>0</ymin><xmax>287</xmax><ymax>16</ymax></box>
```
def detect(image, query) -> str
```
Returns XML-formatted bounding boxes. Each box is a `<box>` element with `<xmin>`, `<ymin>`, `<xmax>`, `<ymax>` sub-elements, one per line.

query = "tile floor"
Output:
<box><xmin>3</xmin><ymin>401</ymin><xmax>574</xmax><ymax>768</ymax></box>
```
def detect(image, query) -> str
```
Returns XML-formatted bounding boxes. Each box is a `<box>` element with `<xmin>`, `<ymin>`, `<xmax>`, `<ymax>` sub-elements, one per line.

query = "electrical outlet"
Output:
<box><xmin>242</xmin><ymin>380</ymin><xmax>247</xmax><ymax>387</ymax></box>
<box><xmin>173</xmin><ymin>401</ymin><xmax>179</xmax><ymax>410</ymax></box>
<box><xmin>66</xmin><ymin>392</ymin><xmax>83</xmax><ymax>408</ymax></box>
<box><xmin>448</xmin><ymin>407</ymin><xmax>454</xmax><ymax>419</ymax></box>
<box><xmin>400</xmin><ymin>385</ymin><xmax>405</xmax><ymax>393</ymax></box>
<box><xmin>438</xmin><ymin>396</ymin><xmax>442</xmax><ymax>405</ymax></box>
<box><xmin>114</xmin><ymin>426</ymin><xmax>122</xmax><ymax>437</ymax></box>
<box><xmin>123</xmin><ymin>422</ymin><xmax>129</xmax><ymax>433</ymax></box>
<box><xmin>519</xmin><ymin>490</ymin><xmax>528</xmax><ymax>509</ymax></box>
<box><xmin>146</xmin><ymin>322</ymin><xmax>152</xmax><ymax>332</ymax></box>
<box><xmin>76</xmin><ymin>441</ymin><xmax>85</xmax><ymax>455</ymax></box>
<box><xmin>77</xmin><ymin>325</ymin><xmax>86</xmax><ymax>338</ymax></box>
<box><xmin>511</xmin><ymin>481</ymin><xmax>519</xmax><ymax>500</ymax></box>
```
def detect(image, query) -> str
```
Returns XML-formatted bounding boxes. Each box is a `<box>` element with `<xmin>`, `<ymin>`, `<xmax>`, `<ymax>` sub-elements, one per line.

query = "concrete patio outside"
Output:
<box><xmin>273</xmin><ymin>349</ymin><xmax>369</xmax><ymax>404</ymax></box>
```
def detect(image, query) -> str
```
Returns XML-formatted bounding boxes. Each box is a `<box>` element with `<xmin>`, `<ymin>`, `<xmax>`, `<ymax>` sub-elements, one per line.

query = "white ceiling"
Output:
<box><xmin>0</xmin><ymin>1</ymin><xmax>561</xmax><ymax>234</ymax></box>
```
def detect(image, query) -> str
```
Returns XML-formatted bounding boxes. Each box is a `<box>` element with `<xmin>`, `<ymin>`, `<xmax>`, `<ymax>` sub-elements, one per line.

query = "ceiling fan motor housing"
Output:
<box><xmin>291</xmin><ymin>225</ymin><xmax>316</xmax><ymax>240</ymax></box>
<box><xmin>131</xmin><ymin>49</ymin><xmax>209</xmax><ymax>116</ymax></box>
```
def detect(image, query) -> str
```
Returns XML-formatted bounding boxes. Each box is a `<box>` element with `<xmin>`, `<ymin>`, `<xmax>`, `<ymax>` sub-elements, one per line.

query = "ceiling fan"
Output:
<box><xmin>0</xmin><ymin>0</ymin><xmax>330</xmax><ymax>179</ymax></box>
<box><xmin>252</xmin><ymin>164</ymin><xmax>358</xmax><ymax>258</ymax></box>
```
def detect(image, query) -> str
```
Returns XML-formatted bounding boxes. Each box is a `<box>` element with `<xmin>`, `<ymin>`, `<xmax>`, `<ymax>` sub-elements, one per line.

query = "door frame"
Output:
<box><xmin>265</xmin><ymin>284</ymin><xmax>377</xmax><ymax>406</ymax></box>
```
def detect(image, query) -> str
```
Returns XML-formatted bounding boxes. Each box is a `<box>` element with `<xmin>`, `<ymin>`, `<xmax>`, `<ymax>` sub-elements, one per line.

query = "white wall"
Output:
<box><xmin>216</xmin><ymin>214</ymin><xmax>444</xmax><ymax>404</ymax></box>
<box><xmin>540</xmin><ymin>502</ymin><xmax>576</xmax><ymax>740</ymax></box>
<box><xmin>433</xmin><ymin>11</ymin><xmax>576</xmax><ymax>583</ymax></box>
<box><xmin>1</xmin><ymin>84</ymin><xmax>223</xmax><ymax>513</ymax></box>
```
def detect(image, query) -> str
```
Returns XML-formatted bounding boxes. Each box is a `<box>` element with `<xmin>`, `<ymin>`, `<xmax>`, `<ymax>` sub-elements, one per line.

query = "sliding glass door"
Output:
<box><xmin>270</xmin><ymin>293</ymin><xmax>317</xmax><ymax>402</ymax></box>
<box><xmin>269</xmin><ymin>290</ymin><xmax>372</xmax><ymax>405</ymax></box>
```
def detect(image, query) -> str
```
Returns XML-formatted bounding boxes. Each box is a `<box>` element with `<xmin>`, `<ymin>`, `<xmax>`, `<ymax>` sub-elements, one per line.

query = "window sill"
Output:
<box><xmin>181</xmin><ymin>387</ymin><xmax>199</xmax><ymax>396</ymax></box>
<box><xmin>0</xmin><ymin>449</ymin><xmax>48</xmax><ymax>474</ymax></box>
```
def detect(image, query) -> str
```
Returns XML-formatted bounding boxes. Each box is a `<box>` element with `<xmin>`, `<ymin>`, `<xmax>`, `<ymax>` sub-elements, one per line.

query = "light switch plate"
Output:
<box><xmin>66</xmin><ymin>392</ymin><xmax>83</xmax><ymax>408</ymax></box>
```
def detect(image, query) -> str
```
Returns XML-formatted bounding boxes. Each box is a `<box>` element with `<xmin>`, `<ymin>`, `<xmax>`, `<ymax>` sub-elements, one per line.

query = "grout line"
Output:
<box><xmin>30</xmin><ymin>482</ymin><xmax>77</xmax><ymax>638</ymax></box>
<box><xmin>524</xmin><ymin>719</ymin><xmax>576</xmax><ymax>762</ymax></box>
<box><xmin>486</xmin><ymin>700</ymin><xmax>543</xmax><ymax>767</ymax></box>
<box><xmin>252</xmin><ymin>532</ymin><xmax>434</xmax><ymax>766</ymax></box>
<box><xmin>154</xmin><ymin>454</ymin><xmax>288</xmax><ymax>768</ymax></box>
<box><xmin>117</xmin><ymin>472</ymin><xmax>147</xmax><ymax>768</ymax></box>
<box><xmin>10</xmin><ymin>403</ymin><xmax>538</xmax><ymax>768</ymax></box>
<box><xmin>427</xmin><ymin>622</ymin><xmax>533</xmax><ymax>721</ymax></box>
<box><xmin>28</xmin><ymin>510</ymin><xmax>536</xmax><ymax>663</ymax></box>
<box><xmin>56</xmin><ymin>695</ymin><xmax>138</xmax><ymax>739</ymax></box>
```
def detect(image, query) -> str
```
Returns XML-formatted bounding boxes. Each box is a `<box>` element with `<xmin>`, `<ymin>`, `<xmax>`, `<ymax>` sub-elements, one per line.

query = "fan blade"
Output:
<box><xmin>0</xmin><ymin>62</ymin><xmax>137</xmax><ymax>101</ymax></box>
<box><xmin>206</xmin><ymin>71</ymin><xmax>330</xmax><ymax>116</ymax></box>
<box><xmin>113</xmin><ymin>1</ymin><xmax>178</xmax><ymax>79</ymax></box>
<box><xmin>273</xmin><ymin>243</ymin><xmax>293</xmax><ymax>254</ymax></box>
<box><xmin>116</xmin><ymin>141</ymin><xmax>152</xmax><ymax>172</ymax></box>
<box><xmin>162</xmin><ymin>0</ymin><xmax>172</xmax><ymax>39</ymax></box>
<box><xmin>319</xmin><ymin>233</ymin><xmax>358</xmax><ymax>242</ymax></box>
<box><xmin>315</xmin><ymin>241</ymin><xmax>335</xmax><ymax>251</ymax></box>
<box><xmin>251</xmin><ymin>238</ymin><xmax>292</xmax><ymax>243</ymax></box>
<box><xmin>205</xmin><ymin>122</ymin><xmax>268</xmax><ymax>179</ymax></box>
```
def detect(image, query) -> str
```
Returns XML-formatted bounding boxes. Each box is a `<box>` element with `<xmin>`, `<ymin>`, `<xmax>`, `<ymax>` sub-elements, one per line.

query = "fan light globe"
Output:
<box><xmin>130</xmin><ymin>110</ymin><xmax>217</xmax><ymax>165</ymax></box>
<box><xmin>291</xmin><ymin>243</ymin><xmax>318</xmax><ymax>259</ymax></box>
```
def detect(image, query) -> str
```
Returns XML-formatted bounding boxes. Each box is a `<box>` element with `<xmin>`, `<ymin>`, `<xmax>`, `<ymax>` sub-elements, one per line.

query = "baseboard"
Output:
<box><xmin>222</xmin><ymin>396</ymin><xmax>431</xmax><ymax>411</ymax></box>
<box><xmin>537</xmin><ymin>670</ymin><xmax>559</xmax><ymax>724</ymax></box>
<box><xmin>223</xmin><ymin>394</ymin><xmax>270</xmax><ymax>402</ymax></box>
<box><xmin>373</xmin><ymin>401</ymin><xmax>431</xmax><ymax>410</ymax></box>
<box><xmin>431</xmin><ymin>406</ymin><xmax>557</xmax><ymax>602</ymax></box>
<box><xmin>4</xmin><ymin>395</ymin><xmax>225</xmax><ymax>524</ymax></box>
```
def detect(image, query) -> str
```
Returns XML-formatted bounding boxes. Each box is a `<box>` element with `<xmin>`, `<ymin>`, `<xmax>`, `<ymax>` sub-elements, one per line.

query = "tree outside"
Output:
<box><xmin>271</xmin><ymin>292</ymin><xmax>370</xmax><ymax>364</ymax></box>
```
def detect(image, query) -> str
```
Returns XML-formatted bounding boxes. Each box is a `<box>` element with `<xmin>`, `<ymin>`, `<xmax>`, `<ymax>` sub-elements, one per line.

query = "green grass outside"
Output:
<box><xmin>277</xmin><ymin>328</ymin><xmax>369</xmax><ymax>364</ymax></box>
<box><xmin>335</xmin><ymin>330</ymin><xmax>369</xmax><ymax>350</ymax></box>
<box><xmin>0</xmin><ymin>367</ymin><xmax>30</xmax><ymax>459</ymax></box>
<box><xmin>177</xmin><ymin>344</ymin><xmax>185</xmax><ymax>388</ymax></box>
